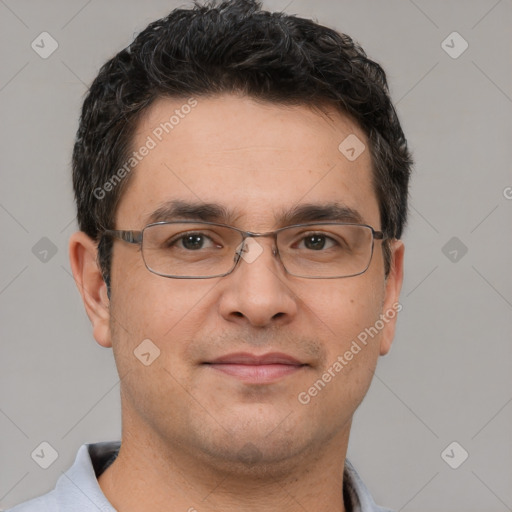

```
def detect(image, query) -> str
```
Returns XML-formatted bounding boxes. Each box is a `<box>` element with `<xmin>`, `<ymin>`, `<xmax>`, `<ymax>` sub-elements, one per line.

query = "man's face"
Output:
<box><xmin>104</xmin><ymin>94</ymin><xmax>403</xmax><ymax>470</ymax></box>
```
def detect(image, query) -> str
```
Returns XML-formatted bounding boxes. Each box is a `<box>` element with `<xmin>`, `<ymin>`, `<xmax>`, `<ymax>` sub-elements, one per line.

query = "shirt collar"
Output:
<box><xmin>50</xmin><ymin>442</ymin><xmax>391</xmax><ymax>512</ymax></box>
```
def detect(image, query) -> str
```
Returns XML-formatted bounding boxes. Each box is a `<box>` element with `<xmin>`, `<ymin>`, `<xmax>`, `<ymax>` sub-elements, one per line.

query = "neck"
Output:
<box><xmin>98</xmin><ymin>416</ymin><xmax>350</xmax><ymax>512</ymax></box>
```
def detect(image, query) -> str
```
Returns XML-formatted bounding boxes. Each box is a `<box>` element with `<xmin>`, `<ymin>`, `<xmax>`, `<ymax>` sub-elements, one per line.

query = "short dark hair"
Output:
<box><xmin>72</xmin><ymin>0</ymin><xmax>412</xmax><ymax>292</ymax></box>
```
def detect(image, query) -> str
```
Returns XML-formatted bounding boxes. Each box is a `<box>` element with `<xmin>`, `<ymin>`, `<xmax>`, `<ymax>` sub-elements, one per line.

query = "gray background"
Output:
<box><xmin>1</xmin><ymin>0</ymin><xmax>511</xmax><ymax>510</ymax></box>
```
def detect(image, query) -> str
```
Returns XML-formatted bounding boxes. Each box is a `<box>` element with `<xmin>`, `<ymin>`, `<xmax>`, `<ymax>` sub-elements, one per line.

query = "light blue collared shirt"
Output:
<box><xmin>7</xmin><ymin>441</ymin><xmax>393</xmax><ymax>512</ymax></box>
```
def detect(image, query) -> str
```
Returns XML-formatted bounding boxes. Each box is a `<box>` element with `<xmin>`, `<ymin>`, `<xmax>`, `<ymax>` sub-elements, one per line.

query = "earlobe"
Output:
<box><xmin>379</xmin><ymin>240</ymin><xmax>405</xmax><ymax>356</ymax></box>
<box><xmin>69</xmin><ymin>231</ymin><xmax>112</xmax><ymax>348</ymax></box>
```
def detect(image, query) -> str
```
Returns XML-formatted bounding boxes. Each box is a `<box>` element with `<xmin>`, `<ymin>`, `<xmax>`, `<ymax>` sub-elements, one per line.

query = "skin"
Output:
<box><xmin>69</xmin><ymin>94</ymin><xmax>404</xmax><ymax>512</ymax></box>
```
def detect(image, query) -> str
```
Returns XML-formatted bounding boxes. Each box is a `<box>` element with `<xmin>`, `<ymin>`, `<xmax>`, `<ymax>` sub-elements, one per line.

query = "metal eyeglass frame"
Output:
<box><xmin>102</xmin><ymin>220</ymin><xmax>387</xmax><ymax>279</ymax></box>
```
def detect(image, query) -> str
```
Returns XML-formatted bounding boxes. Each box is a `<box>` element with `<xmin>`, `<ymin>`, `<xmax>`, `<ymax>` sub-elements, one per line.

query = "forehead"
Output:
<box><xmin>115</xmin><ymin>94</ymin><xmax>380</xmax><ymax>230</ymax></box>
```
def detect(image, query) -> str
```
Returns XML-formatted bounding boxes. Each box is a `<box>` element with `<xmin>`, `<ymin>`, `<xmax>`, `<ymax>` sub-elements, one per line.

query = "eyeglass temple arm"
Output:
<box><xmin>103</xmin><ymin>230</ymin><xmax>143</xmax><ymax>244</ymax></box>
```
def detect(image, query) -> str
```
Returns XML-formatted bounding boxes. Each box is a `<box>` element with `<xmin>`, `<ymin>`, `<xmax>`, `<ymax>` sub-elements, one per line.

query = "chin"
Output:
<box><xmin>199</xmin><ymin>438</ymin><xmax>310</xmax><ymax>478</ymax></box>
<box><xmin>186</xmin><ymin>409</ymin><xmax>324</xmax><ymax>476</ymax></box>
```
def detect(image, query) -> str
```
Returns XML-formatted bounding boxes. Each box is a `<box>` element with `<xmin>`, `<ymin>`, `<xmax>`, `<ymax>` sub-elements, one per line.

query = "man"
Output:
<box><xmin>9</xmin><ymin>0</ymin><xmax>411</xmax><ymax>510</ymax></box>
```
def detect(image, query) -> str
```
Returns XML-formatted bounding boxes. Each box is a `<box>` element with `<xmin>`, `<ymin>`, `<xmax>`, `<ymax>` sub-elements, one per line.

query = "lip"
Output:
<box><xmin>203</xmin><ymin>352</ymin><xmax>307</xmax><ymax>383</ymax></box>
<box><xmin>207</xmin><ymin>352</ymin><xmax>303</xmax><ymax>365</ymax></box>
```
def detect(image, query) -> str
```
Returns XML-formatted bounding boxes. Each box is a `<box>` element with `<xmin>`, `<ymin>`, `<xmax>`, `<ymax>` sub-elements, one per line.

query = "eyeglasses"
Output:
<box><xmin>102</xmin><ymin>221</ymin><xmax>387</xmax><ymax>279</ymax></box>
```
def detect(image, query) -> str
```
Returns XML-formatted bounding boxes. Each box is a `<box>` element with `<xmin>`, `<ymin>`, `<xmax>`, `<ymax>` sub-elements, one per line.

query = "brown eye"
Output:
<box><xmin>181</xmin><ymin>234</ymin><xmax>206</xmax><ymax>250</ymax></box>
<box><xmin>165</xmin><ymin>232</ymin><xmax>219</xmax><ymax>250</ymax></box>
<box><xmin>297</xmin><ymin>233</ymin><xmax>337</xmax><ymax>251</ymax></box>
<box><xmin>304</xmin><ymin>235</ymin><xmax>327</xmax><ymax>250</ymax></box>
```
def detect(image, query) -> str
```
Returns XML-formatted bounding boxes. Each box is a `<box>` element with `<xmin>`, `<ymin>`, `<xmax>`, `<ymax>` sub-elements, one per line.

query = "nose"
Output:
<box><xmin>217</xmin><ymin>237</ymin><xmax>298</xmax><ymax>328</ymax></box>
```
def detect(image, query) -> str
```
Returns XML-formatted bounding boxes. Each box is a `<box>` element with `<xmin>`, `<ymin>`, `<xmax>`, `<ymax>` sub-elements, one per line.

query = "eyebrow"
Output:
<box><xmin>146</xmin><ymin>200</ymin><xmax>238</xmax><ymax>224</ymax></box>
<box><xmin>277</xmin><ymin>202</ymin><xmax>364</xmax><ymax>226</ymax></box>
<box><xmin>145</xmin><ymin>200</ymin><xmax>365</xmax><ymax>227</ymax></box>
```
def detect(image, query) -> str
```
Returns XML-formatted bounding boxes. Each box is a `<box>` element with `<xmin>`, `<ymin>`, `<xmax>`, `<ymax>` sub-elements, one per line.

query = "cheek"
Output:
<box><xmin>300</xmin><ymin>281</ymin><xmax>383</xmax><ymax>421</ymax></box>
<box><xmin>298</xmin><ymin>277</ymin><xmax>384</xmax><ymax>401</ymax></box>
<box><xmin>110</xmin><ymin>270</ymin><xmax>220</xmax><ymax>369</ymax></box>
<box><xmin>108</xmin><ymin>277</ymin><xmax>204</xmax><ymax>418</ymax></box>
<box><xmin>298</xmin><ymin>276</ymin><xmax>383</xmax><ymax>351</ymax></box>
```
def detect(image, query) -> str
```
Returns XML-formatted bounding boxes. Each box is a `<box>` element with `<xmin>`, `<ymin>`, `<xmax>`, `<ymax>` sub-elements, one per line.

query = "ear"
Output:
<box><xmin>379</xmin><ymin>240</ymin><xmax>405</xmax><ymax>356</ymax></box>
<box><xmin>69</xmin><ymin>231</ymin><xmax>112</xmax><ymax>348</ymax></box>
